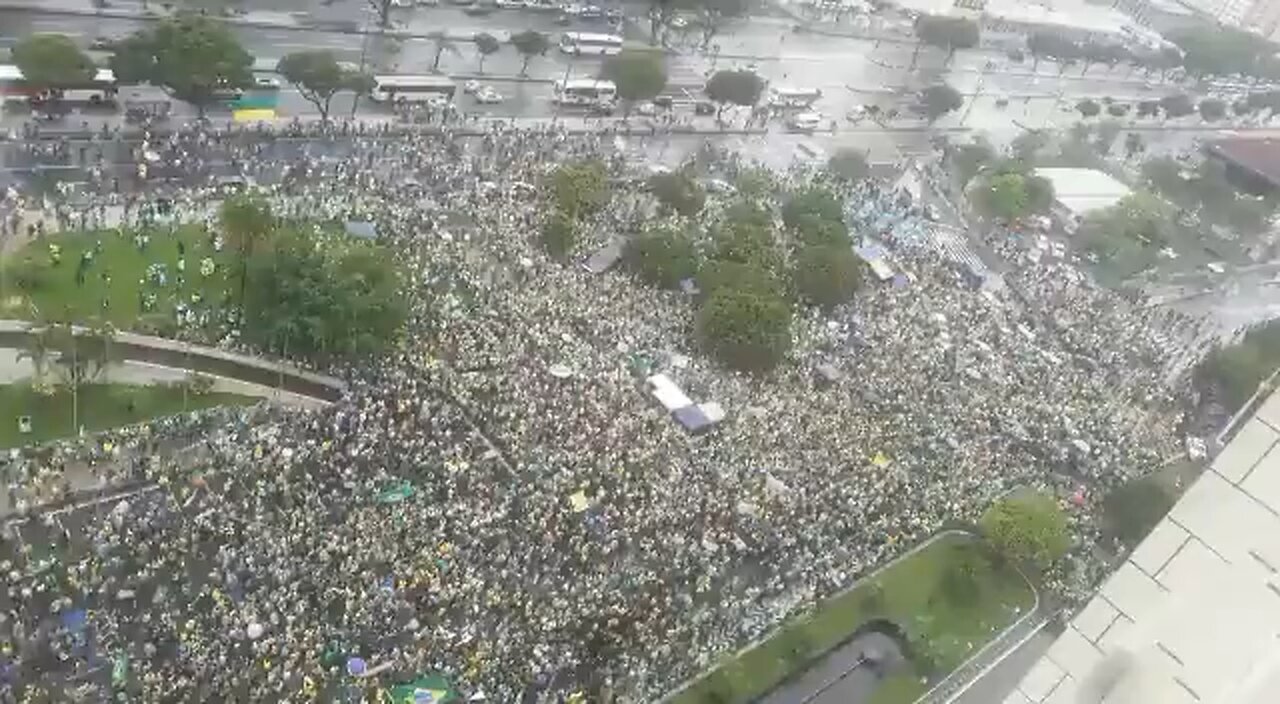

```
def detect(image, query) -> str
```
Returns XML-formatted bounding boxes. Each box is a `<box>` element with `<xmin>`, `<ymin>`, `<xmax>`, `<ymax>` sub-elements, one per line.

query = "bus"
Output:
<box><xmin>0</xmin><ymin>64</ymin><xmax>118</xmax><ymax>105</ymax></box>
<box><xmin>552</xmin><ymin>79</ymin><xmax>616</xmax><ymax>106</ymax></box>
<box><xmin>368</xmin><ymin>74</ymin><xmax>457</xmax><ymax>104</ymax></box>
<box><xmin>767</xmin><ymin>86</ymin><xmax>823</xmax><ymax>109</ymax></box>
<box><xmin>558</xmin><ymin>32</ymin><xmax>624</xmax><ymax>57</ymax></box>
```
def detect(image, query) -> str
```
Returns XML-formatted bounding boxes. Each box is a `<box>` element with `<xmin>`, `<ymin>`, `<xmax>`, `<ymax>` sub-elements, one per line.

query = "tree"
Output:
<box><xmin>827</xmin><ymin>148</ymin><xmax>869</xmax><ymax>183</ymax></box>
<box><xmin>429</xmin><ymin>32</ymin><xmax>460</xmax><ymax>73</ymax></box>
<box><xmin>1010</xmin><ymin>130</ymin><xmax>1048</xmax><ymax>164</ymax></box>
<box><xmin>18</xmin><ymin>323</ymin><xmax>55</xmax><ymax>388</ymax></box>
<box><xmin>511</xmin><ymin>30</ymin><xmax>550</xmax><ymax>77</ymax></box>
<box><xmin>712</xmin><ymin>215</ymin><xmax>781</xmax><ymax>272</ymax></box>
<box><xmin>1136</xmin><ymin>100</ymin><xmax>1160</xmax><ymax>118</ymax></box>
<box><xmin>369</xmin><ymin>0</ymin><xmax>394</xmax><ymax>29</ymax></box>
<box><xmin>1199</xmin><ymin>98</ymin><xmax>1226</xmax><ymax>121</ymax></box>
<box><xmin>110</xmin><ymin>13</ymin><xmax>253</xmax><ymax>118</ymax></box>
<box><xmin>11</xmin><ymin>34</ymin><xmax>95</xmax><ymax>98</ymax></box>
<box><xmin>540</xmin><ymin>209</ymin><xmax>577</xmax><ymax>259</ymax></box>
<box><xmin>979</xmin><ymin>173</ymin><xmax>1030</xmax><ymax>220</ymax></box>
<box><xmin>626</xmin><ymin>224</ymin><xmax>699</xmax><ymax>289</ymax></box>
<box><xmin>220</xmin><ymin>195</ymin><xmax>276</xmax><ymax>313</ymax></box>
<box><xmin>1171</xmin><ymin>26</ymin><xmax>1263</xmax><ymax>78</ymax></box>
<box><xmin>1076</xmin><ymin>99</ymin><xmax>1101</xmax><ymax>118</ymax></box>
<box><xmin>696</xmin><ymin>287</ymin><xmax>792</xmax><ymax>373</ymax></box>
<box><xmin>980</xmin><ymin>492</ymin><xmax>1070</xmax><ymax>572</ymax></box>
<box><xmin>1106</xmin><ymin>103</ymin><xmax>1129</xmax><ymax>118</ymax></box>
<box><xmin>949</xmin><ymin>138</ymin><xmax>995</xmax><ymax>186</ymax></box>
<box><xmin>1124</xmin><ymin>132</ymin><xmax>1145</xmax><ymax>159</ymax></box>
<box><xmin>913</xmin><ymin>15</ymin><xmax>980</xmax><ymax>68</ymax></box>
<box><xmin>277</xmin><ymin>51</ymin><xmax>346</xmax><ymax>121</ymax></box>
<box><xmin>704</xmin><ymin>69</ymin><xmax>766</xmax><ymax>118</ymax></box>
<box><xmin>474</xmin><ymin>32</ymin><xmax>502</xmax><ymax>75</ymax></box>
<box><xmin>1196</xmin><ymin>320</ymin><xmax>1280</xmax><ymax>412</ymax></box>
<box><xmin>693</xmin><ymin>0</ymin><xmax>748</xmax><ymax>50</ymax></box>
<box><xmin>921</xmin><ymin>84</ymin><xmax>963</xmax><ymax>123</ymax></box>
<box><xmin>345</xmin><ymin>71</ymin><xmax>377</xmax><ymax>119</ymax></box>
<box><xmin>241</xmin><ymin>229</ymin><xmax>406</xmax><ymax>363</ymax></box>
<box><xmin>648</xmin><ymin>170</ymin><xmax>706</xmax><ymax>217</ymax></box>
<box><xmin>548</xmin><ymin>160</ymin><xmax>609</xmax><ymax>220</ymax></box>
<box><xmin>1079</xmin><ymin>192</ymin><xmax>1172</xmax><ymax>261</ymax></box>
<box><xmin>793</xmin><ymin>244</ymin><xmax>862</xmax><ymax>309</ymax></box>
<box><xmin>782</xmin><ymin>186</ymin><xmax>844</xmax><ymax>232</ymax></box>
<box><xmin>1160</xmin><ymin>94</ymin><xmax>1194</xmax><ymax>118</ymax></box>
<box><xmin>1103</xmin><ymin>478</ymin><xmax>1174</xmax><ymax>549</ymax></box>
<box><xmin>602</xmin><ymin>50</ymin><xmax>668</xmax><ymax>115</ymax></box>
<box><xmin>1233</xmin><ymin>99</ymin><xmax>1254</xmax><ymax>117</ymax></box>
<box><xmin>648</xmin><ymin>0</ymin><xmax>677</xmax><ymax>46</ymax></box>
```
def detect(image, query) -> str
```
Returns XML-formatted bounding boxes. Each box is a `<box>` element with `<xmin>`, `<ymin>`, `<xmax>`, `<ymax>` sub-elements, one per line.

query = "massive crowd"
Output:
<box><xmin>0</xmin><ymin>118</ymin><xmax>1201</xmax><ymax>702</ymax></box>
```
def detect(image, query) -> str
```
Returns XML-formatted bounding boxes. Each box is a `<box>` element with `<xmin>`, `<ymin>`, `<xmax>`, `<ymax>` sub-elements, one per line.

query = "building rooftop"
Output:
<box><xmin>1206</xmin><ymin>138</ymin><xmax>1280</xmax><ymax>189</ymax></box>
<box><xmin>1007</xmin><ymin>390</ymin><xmax>1280</xmax><ymax>704</ymax></box>
<box><xmin>893</xmin><ymin>0</ymin><xmax>1135</xmax><ymax>35</ymax></box>
<box><xmin>1033</xmin><ymin>167</ymin><xmax>1133</xmax><ymax>218</ymax></box>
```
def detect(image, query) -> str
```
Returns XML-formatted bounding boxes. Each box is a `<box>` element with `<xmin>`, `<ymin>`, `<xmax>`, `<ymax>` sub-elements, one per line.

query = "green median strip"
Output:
<box><xmin>670</xmin><ymin>532</ymin><xmax>1035</xmax><ymax>704</ymax></box>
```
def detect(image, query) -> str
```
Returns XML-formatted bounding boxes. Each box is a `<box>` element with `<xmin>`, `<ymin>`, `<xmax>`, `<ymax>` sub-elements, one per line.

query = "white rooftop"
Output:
<box><xmin>1033</xmin><ymin>167</ymin><xmax>1133</xmax><ymax>219</ymax></box>
<box><xmin>892</xmin><ymin>0</ymin><xmax>1135</xmax><ymax>35</ymax></box>
<box><xmin>1009</xmin><ymin>390</ymin><xmax>1280</xmax><ymax>704</ymax></box>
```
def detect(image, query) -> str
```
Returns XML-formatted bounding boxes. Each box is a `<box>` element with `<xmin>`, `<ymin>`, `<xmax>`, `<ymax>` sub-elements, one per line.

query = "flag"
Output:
<box><xmin>376</xmin><ymin>481</ymin><xmax>416</xmax><ymax>504</ymax></box>
<box><xmin>111</xmin><ymin>653</ymin><xmax>129</xmax><ymax>686</ymax></box>
<box><xmin>387</xmin><ymin>674</ymin><xmax>457</xmax><ymax>703</ymax></box>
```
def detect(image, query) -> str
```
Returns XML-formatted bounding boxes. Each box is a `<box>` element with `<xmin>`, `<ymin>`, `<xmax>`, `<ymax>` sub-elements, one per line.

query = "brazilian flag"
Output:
<box><xmin>386</xmin><ymin>674</ymin><xmax>457</xmax><ymax>703</ymax></box>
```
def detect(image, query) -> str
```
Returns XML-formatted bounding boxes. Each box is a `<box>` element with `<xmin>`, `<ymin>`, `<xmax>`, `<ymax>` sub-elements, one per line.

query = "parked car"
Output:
<box><xmin>475</xmin><ymin>86</ymin><xmax>504</xmax><ymax>104</ymax></box>
<box><xmin>254</xmin><ymin>76</ymin><xmax>283</xmax><ymax>90</ymax></box>
<box><xmin>786</xmin><ymin>111</ymin><xmax>823</xmax><ymax>132</ymax></box>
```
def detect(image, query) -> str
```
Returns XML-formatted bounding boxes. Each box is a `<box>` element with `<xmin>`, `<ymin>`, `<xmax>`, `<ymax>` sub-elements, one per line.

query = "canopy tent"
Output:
<box><xmin>345</xmin><ymin>221</ymin><xmax>378</xmax><ymax>240</ymax></box>
<box><xmin>854</xmin><ymin>244</ymin><xmax>894</xmax><ymax>282</ymax></box>
<box><xmin>673</xmin><ymin>402</ymin><xmax>725</xmax><ymax>434</ymax></box>
<box><xmin>647</xmin><ymin>374</ymin><xmax>693</xmax><ymax>412</ymax></box>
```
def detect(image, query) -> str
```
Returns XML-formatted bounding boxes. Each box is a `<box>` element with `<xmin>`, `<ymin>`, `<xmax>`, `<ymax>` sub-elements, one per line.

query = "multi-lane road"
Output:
<box><xmin>0</xmin><ymin>0</ymin><xmax>1251</xmax><ymax>132</ymax></box>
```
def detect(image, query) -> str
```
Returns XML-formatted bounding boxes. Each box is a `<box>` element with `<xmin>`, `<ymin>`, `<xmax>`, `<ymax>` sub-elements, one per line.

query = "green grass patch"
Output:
<box><xmin>671</xmin><ymin>533</ymin><xmax>1035</xmax><ymax>704</ymax></box>
<box><xmin>0</xmin><ymin>382</ymin><xmax>254</xmax><ymax>448</ymax></box>
<box><xmin>1</xmin><ymin>225</ymin><xmax>235</xmax><ymax>334</ymax></box>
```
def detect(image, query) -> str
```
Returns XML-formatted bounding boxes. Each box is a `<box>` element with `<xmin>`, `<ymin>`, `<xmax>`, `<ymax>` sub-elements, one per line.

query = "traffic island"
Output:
<box><xmin>665</xmin><ymin>532</ymin><xmax>1035</xmax><ymax>704</ymax></box>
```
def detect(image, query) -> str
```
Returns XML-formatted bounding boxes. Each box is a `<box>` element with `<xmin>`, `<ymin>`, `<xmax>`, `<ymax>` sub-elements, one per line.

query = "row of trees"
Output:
<box><xmin>9</xmin><ymin>18</ymin><xmax>560</xmax><ymax>119</ymax></box>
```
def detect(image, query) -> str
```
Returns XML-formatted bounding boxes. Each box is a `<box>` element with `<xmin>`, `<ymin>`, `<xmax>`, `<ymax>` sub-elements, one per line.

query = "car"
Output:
<box><xmin>846</xmin><ymin>106</ymin><xmax>866</xmax><ymax>121</ymax></box>
<box><xmin>463</xmin><ymin>80</ymin><xmax>482</xmax><ymax>94</ymax></box>
<box><xmin>670</xmin><ymin>15</ymin><xmax>688</xmax><ymax>28</ymax></box>
<box><xmin>391</xmin><ymin>0</ymin><xmax>413</xmax><ymax>6</ymax></box>
<box><xmin>694</xmin><ymin>100</ymin><xmax>716</xmax><ymax>115</ymax></box>
<box><xmin>417</xmin><ymin>0</ymin><xmax>439</xmax><ymax>5</ymax></box>
<box><xmin>88</xmin><ymin>36</ymin><xmax>116</xmax><ymax>51</ymax></box>
<box><xmin>579</xmin><ymin>4</ymin><xmax>603</xmax><ymax>18</ymax></box>
<box><xmin>254</xmin><ymin>76</ymin><xmax>283</xmax><ymax>90</ymax></box>
<box><xmin>474</xmin><ymin>86</ymin><xmax>504</xmax><ymax>104</ymax></box>
<box><xmin>633</xmin><ymin>101</ymin><xmax>657</xmax><ymax>116</ymax></box>
<box><xmin>494</xmin><ymin>0</ymin><xmax>524</xmax><ymax>7</ymax></box>
<box><xmin>588</xmin><ymin>100</ymin><xmax>615</xmax><ymax>116</ymax></box>
<box><xmin>786</xmin><ymin>111</ymin><xmax>823</xmax><ymax>132</ymax></box>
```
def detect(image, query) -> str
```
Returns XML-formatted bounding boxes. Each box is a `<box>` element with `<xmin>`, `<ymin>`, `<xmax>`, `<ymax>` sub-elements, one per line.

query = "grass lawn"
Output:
<box><xmin>0</xmin><ymin>225</ymin><xmax>235</xmax><ymax>332</ymax></box>
<box><xmin>671</xmin><ymin>533</ymin><xmax>1035</xmax><ymax>704</ymax></box>
<box><xmin>0</xmin><ymin>382</ymin><xmax>254</xmax><ymax>448</ymax></box>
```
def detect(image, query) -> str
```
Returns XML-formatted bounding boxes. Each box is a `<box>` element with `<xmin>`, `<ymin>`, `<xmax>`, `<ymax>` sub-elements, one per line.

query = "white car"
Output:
<box><xmin>391</xmin><ymin>0</ymin><xmax>412</xmax><ymax>7</ymax></box>
<box><xmin>463</xmin><ymin>80</ymin><xmax>482</xmax><ymax>94</ymax></box>
<box><xmin>786</xmin><ymin>112</ymin><xmax>823</xmax><ymax>132</ymax></box>
<box><xmin>633</xmin><ymin>101</ymin><xmax>657</xmax><ymax>116</ymax></box>
<box><xmin>475</xmin><ymin>86</ymin><xmax>504</xmax><ymax>104</ymax></box>
<box><xmin>254</xmin><ymin>76</ymin><xmax>282</xmax><ymax>90</ymax></box>
<box><xmin>494</xmin><ymin>0</ymin><xmax>524</xmax><ymax>7</ymax></box>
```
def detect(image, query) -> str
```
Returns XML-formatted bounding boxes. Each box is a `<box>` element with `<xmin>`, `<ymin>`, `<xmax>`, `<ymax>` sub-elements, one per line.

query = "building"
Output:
<box><xmin>1205</xmin><ymin>138</ymin><xmax>1280</xmax><ymax>195</ymax></box>
<box><xmin>1006</xmin><ymin>390</ymin><xmax>1280</xmax><ymax>704</ymax></box>
<box><xmin>1033</xmin><ymin>167</ymin><xmax>1133</xmax><ymax>232</ymax></box>
<box><xmin>1245</xmin><ymin>0</ymin><xmax>1280</xmax><ymax>39</ymax></box>
<box><xmin>1111</xmin><ymin>0</ymin><xmax>1200</xmax><ymax>33</ymax></box>
<box><xmin>1177</xmin><ymin>0</ymin><xmax>1255</xmax><ymax>25</ymax></box>
<box><xmin>892</xmin><ymin>0</ymin><xmax>1143</xmax><ymax>44</ymax></box>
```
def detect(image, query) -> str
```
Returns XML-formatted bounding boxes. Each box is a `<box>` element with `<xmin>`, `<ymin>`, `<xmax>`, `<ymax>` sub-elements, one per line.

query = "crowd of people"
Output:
<box><xmin>0</xmin><ymin>118</ymin><xmax>1201</xmax><ymax>702</ymax></box>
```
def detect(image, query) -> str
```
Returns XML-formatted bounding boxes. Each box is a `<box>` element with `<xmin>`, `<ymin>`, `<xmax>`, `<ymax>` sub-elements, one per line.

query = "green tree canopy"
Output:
<box><xmin>827</xmin><ymin>148</ymin><xmax>869</xmax><ymax>183</ymax></box>
<box><xmin>648</xmin><ymin>170</ymin><xmax>706</xmax><ymax>217</ymax></box>
<box><xmin>1198</xmin><ymin>98</ymin><xmax>1226</xmax><ymax>121</ymax></box>
<box><xmin>511</xmin><ymin>30</ymin><xmax>550</xmax><ymax>76</ymax></box>
<box><xmin>548</xmin><ymin>160</ymin><xmax>609</xmax><ymax>220</ymax></box>
<box><xmin>626</xmin><ymin>224</ymin><xmax>699</xmax><ymax>289</ymax></box>
<box><xmin>713</xmin><ymin>218</ymin><xmax>781</xmax><ymax>271</ymax></box>
<box><xmin>697</xmin><ymin>260</ymin><xmax>783</xmax><ymax>300</ymax></box>
<box><xmin>1076</xmin><ymin>99</ymin><xmax>1101</xmax><ymax>118</ymax></box>
<box><xmin>602</xmin><ymin>49</ymin><xmax>668</xmax><ymax>107</ymax></box>
<box><xmin>914</xmin><ymin>14</ymin><xmax>980</xmax><ymax>63</ymax></box>
<box><xmin>110</xmin><ymin>13</ymin><xmax>253</xmax><ymax>117</ymax></box>
<box><xmin>540</xmin><ymin>209</ymin><xmax>577</xmax><ymax>259</ymax></box>
<box><xmin>704</xmin><ymin>69</ymin><xmax>766</xmax><ymax>113</ymax></box>
<box><xmin>1195</xmin><ymin>320</ymin><xmax>1280</xmax><ymax>412</ymax></box>
<box><xmin>1170</xmin><ymin>26</ymin><xmax>1266</xmax><ymax>78</ymax></box>
<box><xmin>980</xmin><ymin>492</ymin><xmax>1071</xmax><ymax>572</ymax></box>
<box><xmin>241</xmin><ymin>228</ymin><xmax>406</xmax><ymax>363</ymax></box>
<box><xmin>1078</xmin><ymin>191</ymin><xmax>1172</xmax><ymax>261</ymax></box>
<box><xmin>1160</xmin><ymin>93</ymin><xmax>1195</xmax><ymax>118</ymax></box>
<box><xmin>474</xmin><ymin>32</ymin><xmax>502</xmax><ymax>74</ymax></box>
<box><xmin>277</xmin><ymin>50</ymin><xmax>347</xmax><ymax>121</ymax></box>
<box><xmin>696</xmin><ymin>287</ymin><xmax>793</xmax><ymax>373</ymax></box>
<box><xmin>949</xmin><ymin>138</ymin><xmax>995</xmax><ymax>186</ymax></box>
<box><xmin>1102</xmin><ymin>478</ymin><xmax>1175</xmax><ymax>549</ymax></box>
<box><xmin>781</xmin><ymin>186</ymin><xmax>844</xmax><ymax>231</ymax></box>
<box><xmin>921</xmin><ymin>84</ymin><xmax>963</xmax><ymax>123</ymax></box>
<box><xmin>793</xmin><ymin>244</ymin><xmax>862</xmax><ymax>308</ymax></box>
<box><xmin>12</xmin><ymin>34</ymin><xmax>95</xmax><ymax>94</ymax></box>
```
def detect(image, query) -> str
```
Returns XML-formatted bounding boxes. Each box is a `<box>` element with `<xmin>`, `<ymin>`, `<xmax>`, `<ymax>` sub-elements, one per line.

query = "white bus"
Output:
<box><xmin>0</xmin><ymin>64</ymin><xmax>117</xmax><ymax>104</ymax></box>
<box><xmin>768</xmin><ymin>86</ymin><xmax>823</xmax><ymax>109</ymax></box>
<box><xmin>558</xmin><ymin>32</ymin><xmax>624</xmax><ymax>57</ymax></box>
<box><xmin>553</xmin><ymin>79</ymin><xmax>616</xmax><ymax>106</ymax></box>
<box><xmin>368</xmin><ymin>74</ymin><xmax>457</xmax><ymax>104</ymax></box>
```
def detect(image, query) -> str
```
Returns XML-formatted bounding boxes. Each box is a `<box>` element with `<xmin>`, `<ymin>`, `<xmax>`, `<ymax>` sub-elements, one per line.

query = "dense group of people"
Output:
<box><xmin>0</xmin><ymin>117</ymin><xmax>1202</xmax><ymax>702</ymax></box>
